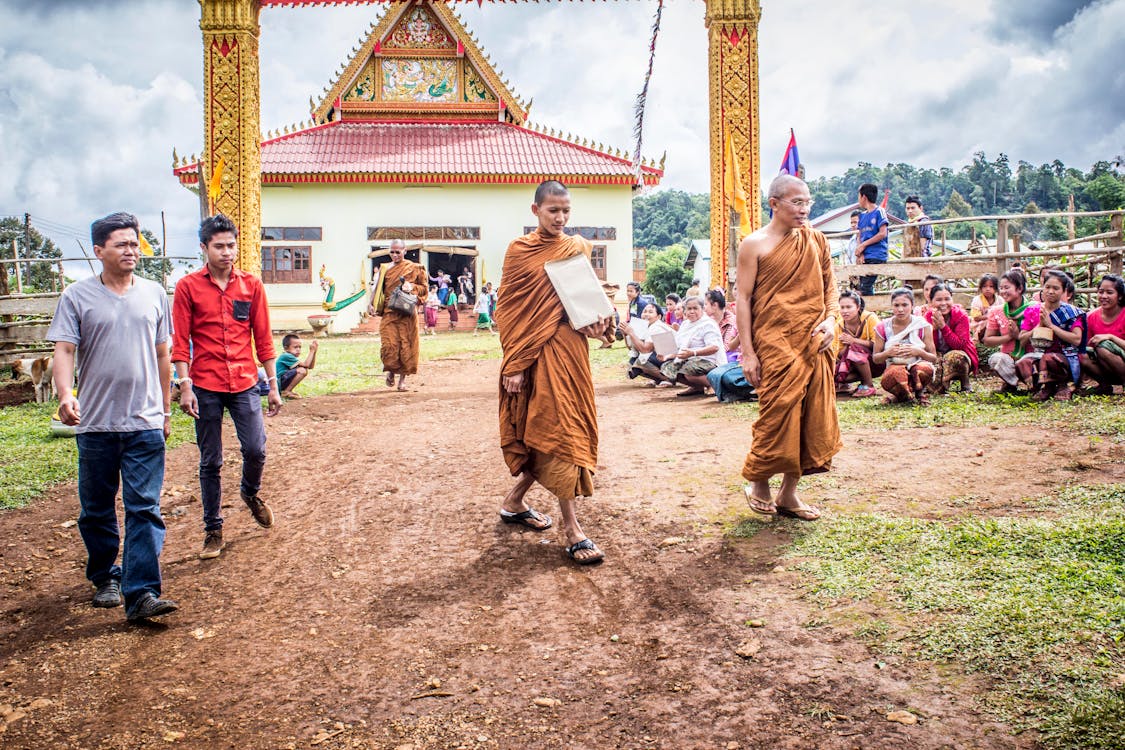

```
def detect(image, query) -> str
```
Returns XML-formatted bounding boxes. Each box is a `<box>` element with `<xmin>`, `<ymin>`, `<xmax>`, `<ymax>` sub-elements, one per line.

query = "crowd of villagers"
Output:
<box><xmin>618</xmin><ymin>268</ymin><xmax>1125</xmax><ymax>405</ymax></box>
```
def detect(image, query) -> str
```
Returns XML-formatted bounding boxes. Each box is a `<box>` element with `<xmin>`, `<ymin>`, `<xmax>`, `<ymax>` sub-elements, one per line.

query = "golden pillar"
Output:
<box><xmin>200</xmin><ymin>0</ymin><xmax>262</xmax><ymax>273</ymax></box>
<box><xmin>704</xmin><ymin>0</ymin><xmax>762</xmax><ymax>289</ymax></box>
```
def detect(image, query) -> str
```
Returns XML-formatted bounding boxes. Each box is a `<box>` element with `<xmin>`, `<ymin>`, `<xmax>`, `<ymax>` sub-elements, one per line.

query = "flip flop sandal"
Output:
<box><xmin>565</xmin><ymin>538</ymin><xmax>605</xmax><ymax>565</ymax></box>
<box><xmin>676</xmin><ymin>389</ymin><xmax>707</xmax><ymax>398</ymax></box>
<box><xmin>776</xmin><ymin>504</ymin><xmax>821</xmax><ymax>521</ymax></box>
<box><xmin>500</xmin><ymin>508</ymin><xmax>553</xmax><ymax>531</ymax></box>
<box><xmin>742</xmin><ymin>486</ymin><xmax>777</xmax><ymax>516</ymax></box>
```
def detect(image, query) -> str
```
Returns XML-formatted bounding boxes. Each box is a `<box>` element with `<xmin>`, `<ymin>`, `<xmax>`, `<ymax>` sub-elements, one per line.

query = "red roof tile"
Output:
<box><xmin>176</xmin><ymin>121</ymin><xmax>661</xmax><ymax>186</ymax></box>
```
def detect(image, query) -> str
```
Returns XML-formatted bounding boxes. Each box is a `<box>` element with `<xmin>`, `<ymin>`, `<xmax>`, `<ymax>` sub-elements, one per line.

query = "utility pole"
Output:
<box><xmin>23</xmin><ymin>213</ymin><xmax>31</xmax><ymax>256</ymax></box>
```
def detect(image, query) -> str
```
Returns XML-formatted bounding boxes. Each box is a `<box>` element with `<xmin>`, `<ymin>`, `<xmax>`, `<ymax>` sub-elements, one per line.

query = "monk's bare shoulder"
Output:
<box><xmin>739</xmin><ymin>227</ymin><xmax>791</xmax><ymax>260</ymax></box>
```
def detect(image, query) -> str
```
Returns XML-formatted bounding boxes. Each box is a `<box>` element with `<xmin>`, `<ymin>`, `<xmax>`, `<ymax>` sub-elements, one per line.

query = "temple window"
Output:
<box><xmin>262</xmin><ymin>227</ymin><xmax>323</xmax><ymax>242</ymax></box>
<box><xmin>367</xmin><ymin>226</ymin><xmax>480</xmax><ymax>241</ymax></box>
<box><xmin>632</xmin><ymin>247</ymin><xmax>646</xmax><ymax>272</ymax></box>
<box><xmin>591</xmin><ymin>245</ymin><xmax>607</xmax><ymax>281</ymax></box>
<box><xmin>262</xmin><ymin>246</ymin><xmax>312</xmax><ymax>284</ymax></box>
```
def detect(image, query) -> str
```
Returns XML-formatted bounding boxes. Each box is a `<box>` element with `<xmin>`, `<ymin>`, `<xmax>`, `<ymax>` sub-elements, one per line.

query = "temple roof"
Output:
<box><xmin>175</xmin><ymin>120</ymin><xmax>663</xmax><ymax>187</ymax></box>
<box><xmin>312</xmin><ymin>1</ymin><xmax>528</xmax><ymax>124</ymax></box>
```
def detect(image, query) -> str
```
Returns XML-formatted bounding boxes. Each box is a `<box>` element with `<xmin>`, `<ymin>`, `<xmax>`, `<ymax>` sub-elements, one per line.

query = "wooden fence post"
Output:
<box><xmin>996</xmin><ymin>219</ymin><xmax>1009</xmax><ymax>271</ymax></box>
<box><xmin>1111</xmin><ymin>212</ymin><xmax>1123</xmax><ymax>277</ymax></box>
<box><xmin>11</xmin><ymin>239</ymin><xmax>22</xmax><ymax>294</ymax></box>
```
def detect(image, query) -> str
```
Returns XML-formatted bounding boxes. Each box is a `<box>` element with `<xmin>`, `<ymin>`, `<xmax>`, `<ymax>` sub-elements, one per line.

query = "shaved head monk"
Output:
<box><xmin>366</xmin><ymin>238</ymin><xmax>428</xmax><ymax>391</ymax></box>
<box><xmin>736</xmin><ymin>174</ymin><xmax>842</xmax><ymax>520</ymax></box>
<box><xmin>494</xmin><ymin>180</ymin><xmax>613</xmax><ymax>565</ymax></box>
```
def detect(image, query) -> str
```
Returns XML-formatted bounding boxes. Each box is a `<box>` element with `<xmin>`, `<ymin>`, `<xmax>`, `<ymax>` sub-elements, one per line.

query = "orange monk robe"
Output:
<box><xmin>742</xmin><ymin>226</ymin><xmax>843</xmax><ymax>481</ymax></box>
<box><xmin>495</xmin><ymin>231</ymin><xmax>598</xmax><ymax>501</ymax></box>
<box><xmin>376</xmin><ymin>259</ymin><xmax>429</xmax><ymax>375</ymax></box>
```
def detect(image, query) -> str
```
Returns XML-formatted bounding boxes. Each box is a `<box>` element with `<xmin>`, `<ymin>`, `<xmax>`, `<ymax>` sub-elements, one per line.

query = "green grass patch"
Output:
<box><xmin>785</xmin><ymin>486</ymin><xmax>1125</xmax><ymax>749</ymax></box>
<box><xmin>726</xmin><ymin>391</ymin><xmax>1124</xmax><ymax>436</ymax></box>
<box><xmin>278</xmin><ymin>333</ymin><xmax>502</xmax><ymax>397</ymax></box>
<box><xmin>0</xmin><ymin>403</ymin><xmax>196</xmax><ymax>510</ymax></box>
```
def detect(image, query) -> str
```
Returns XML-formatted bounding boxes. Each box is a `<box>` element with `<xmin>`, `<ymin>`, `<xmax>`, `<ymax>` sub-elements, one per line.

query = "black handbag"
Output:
<box><xmin>386</xmin><ymin>278</ymin><xmax>418</xmax><ymax>315</ymax></box>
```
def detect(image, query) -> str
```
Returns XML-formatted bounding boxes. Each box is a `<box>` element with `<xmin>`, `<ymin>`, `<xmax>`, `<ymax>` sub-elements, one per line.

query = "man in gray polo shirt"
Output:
<box><xmin>48</xmin><ymin>212</ymin><xmax>178</xmax><ymax>622</ymax></box>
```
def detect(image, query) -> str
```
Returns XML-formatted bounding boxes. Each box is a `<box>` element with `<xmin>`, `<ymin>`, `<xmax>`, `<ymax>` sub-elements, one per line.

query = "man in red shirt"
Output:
<box><xmin>173</xmin><ymin>214</ymin><xmax>282</xmax><ymax>560</ymax></box>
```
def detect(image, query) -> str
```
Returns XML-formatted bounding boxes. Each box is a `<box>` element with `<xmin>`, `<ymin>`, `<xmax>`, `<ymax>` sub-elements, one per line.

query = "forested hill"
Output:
<box><xmin>633</xmin><ymin>153</ymin><xmax>1125</xmax><ymax>252</ymax></box>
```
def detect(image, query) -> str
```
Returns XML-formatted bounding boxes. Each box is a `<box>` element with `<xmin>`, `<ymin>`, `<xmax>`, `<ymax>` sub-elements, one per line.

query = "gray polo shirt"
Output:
<box><xmin>47</xmin><ymin>275</ymin><xmax>171</xmax><ymax>434</ymax></box>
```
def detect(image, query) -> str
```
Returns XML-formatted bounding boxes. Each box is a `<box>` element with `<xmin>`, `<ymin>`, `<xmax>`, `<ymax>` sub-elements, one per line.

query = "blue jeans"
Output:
<box><xmin>194</xmin><ymin>386</ymin><xmax>267</xmax><ymax>532</ymax></box>
<box><xmin>76</xmin><ymin>430</ymin><xmax>166</xmax><ymax>615</ymax></box>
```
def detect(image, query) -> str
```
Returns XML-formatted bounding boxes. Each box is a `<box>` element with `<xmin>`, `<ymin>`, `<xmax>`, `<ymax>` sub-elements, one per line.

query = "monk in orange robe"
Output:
<box><xmin>366</xmin><ymin>239</ymin><xmax>429</xmax><ymax>391</ymax></box>
<box><xmin>736</xmin><ymin>174</ymin><xmax>842</xmax><ymax>520</ymax></box>
<box><xmin>495</xmin><ymin>180</ymin><xmax>611</xmax><ymax>565</ymax></box>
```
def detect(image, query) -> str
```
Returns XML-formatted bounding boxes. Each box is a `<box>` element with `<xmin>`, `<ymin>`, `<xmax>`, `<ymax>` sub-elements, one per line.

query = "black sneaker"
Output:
<box><xmin>241</xmin><ymin>491</ymin><xmax>274</xmax><ymax>528</ymax></box>
<box><xmin>92</xmin><ymin>579</ymin><xmax>122</xmax><ymax>608</ymax></box>
<box><xmin>199</xmin><ymin>529</ymin><xmax>224</xmax><ymax>559</ymax></box>
<box><xmin>127</xmin><ymin>593</ymin><xmax>178</xmax><ymax>622</ymax></box>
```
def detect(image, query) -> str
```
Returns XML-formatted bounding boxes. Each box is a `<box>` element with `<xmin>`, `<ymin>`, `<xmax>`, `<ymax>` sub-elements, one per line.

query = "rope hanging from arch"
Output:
<box><xmin>631</xmin><ymin>0</ymin><xmax>663</xmax><ymax>188</ymax></box>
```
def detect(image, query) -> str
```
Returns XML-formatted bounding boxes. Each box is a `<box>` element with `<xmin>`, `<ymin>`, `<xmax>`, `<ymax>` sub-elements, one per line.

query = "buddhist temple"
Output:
<box><xmin>174</xmin><ymin>0</ymin><xmax>663</xmax><ymax>331</ymax></box>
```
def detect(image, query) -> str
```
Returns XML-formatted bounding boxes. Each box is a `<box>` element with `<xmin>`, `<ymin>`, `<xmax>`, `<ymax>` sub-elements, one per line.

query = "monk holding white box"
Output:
<box><xmin>494</xmin><ymin>180</ymin><xmax>611</xmax><ymax>565</ymax></box>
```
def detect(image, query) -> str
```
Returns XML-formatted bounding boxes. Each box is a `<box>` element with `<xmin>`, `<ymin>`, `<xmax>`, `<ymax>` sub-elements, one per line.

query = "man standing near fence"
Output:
<box><xmin>174</xmin><ymin>214</ymin><xmax>281</xmax><ymax>560</ymax></box>
<box><xmin>48</xmin><ymin>212</ymin><xmax>178</xmax><ymax>622</ymax></box>
<box><xmin>904</xmin><ymin>195</ymin><xmax>934</xmax><ymax>258</ymax></box>
<box><xmin>855</xmin><ymin>183</ymin><xmax>889</xmax><ymax>295</ymax></box>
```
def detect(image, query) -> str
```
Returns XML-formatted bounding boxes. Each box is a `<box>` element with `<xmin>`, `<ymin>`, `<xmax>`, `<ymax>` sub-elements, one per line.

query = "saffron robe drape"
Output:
<box><xmin>376</xmin><ymin>260</ymin><xmax>428</xmax><ymax>375</ymax></box>
<box><xmin>496</xmin><ymin>230</ymin><xmax>598</xmax><ymax>500</ymax></box>
<box><xmin>742</xmin><ymin>226</ymin><xmax>842</xmax><ymax>481</ymax></box>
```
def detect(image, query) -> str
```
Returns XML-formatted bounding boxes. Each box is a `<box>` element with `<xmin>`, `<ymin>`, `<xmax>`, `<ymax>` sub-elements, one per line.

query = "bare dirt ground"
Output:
<box><xmin>2</xmin><ymin>353</ymin><xmax>1121</xmax><ymax>749</ymax></box>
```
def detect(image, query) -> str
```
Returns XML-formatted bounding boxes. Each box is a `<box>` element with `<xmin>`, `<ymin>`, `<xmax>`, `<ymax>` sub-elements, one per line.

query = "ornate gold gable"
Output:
<box><xmin>314</xmin><ymin>1</ymin><xmax>523</xmax><ymax>123</ymax></box>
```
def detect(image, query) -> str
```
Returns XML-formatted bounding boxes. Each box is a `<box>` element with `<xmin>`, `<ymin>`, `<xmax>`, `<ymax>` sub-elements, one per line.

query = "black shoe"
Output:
<box><xmin>127</xmin><ymin>593</ymin><xmax>178</xmax><ymax>622</ymax></box>
<box><xmin>92</xmin><ymin>579</ymin><xmax>122</xmax><ymax>608</ymax></box>
<box><xmin>241</xmin><ymin>491</ymin><xmax>274</xmax><ymax>528</ymax></box>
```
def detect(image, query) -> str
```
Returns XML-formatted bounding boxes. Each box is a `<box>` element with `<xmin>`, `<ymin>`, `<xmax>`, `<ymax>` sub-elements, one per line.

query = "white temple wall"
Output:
<box><xmin>261</xmin><ymin>182</ymin><xmax>635</xmax><ymax>333</ymax></box>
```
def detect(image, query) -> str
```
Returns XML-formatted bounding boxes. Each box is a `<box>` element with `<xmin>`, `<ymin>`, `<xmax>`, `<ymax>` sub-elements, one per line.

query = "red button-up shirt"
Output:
<box><xmin>171</xmin><ymin>267</ymin><xmax>275</xmax><ymax>393</ymax></box>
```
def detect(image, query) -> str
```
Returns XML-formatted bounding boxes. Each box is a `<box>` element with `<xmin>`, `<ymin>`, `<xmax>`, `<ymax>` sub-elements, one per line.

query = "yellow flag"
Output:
<box><xmin>208</xmin><ymin>158</ymin><xmax>225</xmax><ymax>201</ymax></box>
<box><xmin>138</xmin><ymin>232</ymin><xmax>154</xmax><ymax>256</ymax></box>
<box><xmin>725</xmin><ymin>134</ymin><xmax>752</xmax><ymax>239</ymax></box>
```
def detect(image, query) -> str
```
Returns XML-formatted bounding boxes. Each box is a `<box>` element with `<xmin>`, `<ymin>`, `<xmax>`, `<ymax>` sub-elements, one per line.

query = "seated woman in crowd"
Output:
<box><xmin>620</xmin><ymin>302</ymin><xmax>672</xmax><ymax>385</ymax></box>
<box><xmin>1081</xmin><ymin>274</ymin><xmax>1125</xmax><ymax>394</ymax></box>
<box><xmin>664</xmin><ymin>293</ymin><xmax>683</xmax><ymax>330</ymax></box>
<box><xmin>982</xmin><ymin>268</ymin><xmax>1033</xmax><ymax>394</ymax></box>
<box><xmin>970</xmin><ymin>273</ymin><xmax>999</xmax><ymax>342</ymax></box>
<box><xmin>1031</xmin><ymin>264</ymin><xmax>1061</xmax><ymax>303</ymax></box>
<box><xmin>705</xmin><ymin>289</ymin><xmax>741</xmax><ymax>363</ymax></box>
<box><xmin>913</xmin><ymin>274</ymin><xmax>945</xmax><ymax>316</ymax></box>
<box><xmin>657</xmin><ymin>296</ymin><xmax>725</xmax><ymax>397</ymax></box>
<box><xmin>834</xmin><ymin>290</ymin><xmax>879</xmax><ymax>398</ymax></box>
<box><xmin>924</xmin><ymin>282</ymin><xmax>978</xmax><ymax>393</ymax></box>
<box><xmin>1018</xmin><ymin>270</ymin><xmax>1084</xmax><ymax>401</ymax></box>
<box><xmin>873</xmin><ymin>286</ymin><xmax>939</xmax><ymax>405</ymax></box>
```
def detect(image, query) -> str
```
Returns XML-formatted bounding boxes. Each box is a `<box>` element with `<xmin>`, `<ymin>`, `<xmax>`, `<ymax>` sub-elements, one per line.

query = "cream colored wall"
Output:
<box><xmin>261</xmin><ymin>182</ymin><xmax>636</xmax><ymax>332</ymax></box>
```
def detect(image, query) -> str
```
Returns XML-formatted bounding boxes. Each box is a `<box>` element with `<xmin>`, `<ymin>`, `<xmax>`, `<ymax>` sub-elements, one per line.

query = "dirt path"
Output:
<box><xmin>3</xmin><ymin>353</ymin><xmax>1119</xmax><ymax>749</ymax></box>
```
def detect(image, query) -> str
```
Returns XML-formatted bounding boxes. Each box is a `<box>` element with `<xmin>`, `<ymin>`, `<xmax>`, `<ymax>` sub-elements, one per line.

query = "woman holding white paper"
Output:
<box><xmin>621</xmin><ymin>303</ymin><xmax>672</xmax><ymax>384</ymax></box>
<box><xmin>658</xmin><ymin>296</ymin><xmax>724</xmax><ymax>396</ymax></box>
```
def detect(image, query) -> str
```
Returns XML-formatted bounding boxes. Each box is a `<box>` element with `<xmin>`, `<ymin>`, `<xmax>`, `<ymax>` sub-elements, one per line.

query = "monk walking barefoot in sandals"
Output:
<box><xmin>736</xmin><ymin>175</ymin><xmax>842</xmax><ymax>521</ymax></box>
<box><xmin>494</xmin><ymin>180</ymin><xmax>611</xmax><ymax>565</ymax></box>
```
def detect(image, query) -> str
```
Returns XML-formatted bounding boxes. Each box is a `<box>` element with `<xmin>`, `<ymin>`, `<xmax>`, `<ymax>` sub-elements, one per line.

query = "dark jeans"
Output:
<box><xmin>76</xmin><ymin>430</ymin><xmax>166</xmax><ymax>615</ymax></box>
<box><xmin>858</xmin><ymin>257</ymin><xmax>886</xmax><ymax>296</ymax></box>
<box><xmin>194</xmin><ymin>386</ymin><xmax>266</xmax><ymax>532</ymax></box>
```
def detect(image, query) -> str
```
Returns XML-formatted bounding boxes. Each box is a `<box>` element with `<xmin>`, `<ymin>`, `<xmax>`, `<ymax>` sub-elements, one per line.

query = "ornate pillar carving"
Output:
<box><xmin>704</xmin><ymin>0</ymin><xmax>761</xmax><ymax>289</ymax></box>
<box><xmin>200</xmin><ymin>0</ymin><xmax>262</xmax><ymax>274</ymax></box>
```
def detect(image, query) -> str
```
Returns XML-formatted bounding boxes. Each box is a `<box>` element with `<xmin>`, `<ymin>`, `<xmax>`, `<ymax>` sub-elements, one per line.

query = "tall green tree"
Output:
<box><xmin>642</xmin><ymin>245</ymin><xmax>693</xmax><ymax>301</ymax></box>
<box><xmin>0</xmin><ymin>217</ymin><xmax>63</xmax><ymax>293</ymax></box>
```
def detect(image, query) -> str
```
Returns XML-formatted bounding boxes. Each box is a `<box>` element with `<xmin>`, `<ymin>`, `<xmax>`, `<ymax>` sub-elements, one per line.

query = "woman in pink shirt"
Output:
<box><xmin>1081</xmin><ymin>275</ymin><xmax>1125</xmax><ymax>394</ymax></box>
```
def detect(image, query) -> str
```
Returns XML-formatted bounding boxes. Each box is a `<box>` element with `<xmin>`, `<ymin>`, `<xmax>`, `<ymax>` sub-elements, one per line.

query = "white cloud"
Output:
<box><xmin>0</xmin><ymin>0</ymin><xmax>1120</xmax><ymax>260</ymax></box>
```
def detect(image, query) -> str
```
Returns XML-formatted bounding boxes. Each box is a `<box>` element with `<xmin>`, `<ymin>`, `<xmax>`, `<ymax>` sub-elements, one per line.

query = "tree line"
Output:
<box><xmin>633</xmin><ymin>154</ymin><xmax>1125</xmax><ymax>299</ymax></box>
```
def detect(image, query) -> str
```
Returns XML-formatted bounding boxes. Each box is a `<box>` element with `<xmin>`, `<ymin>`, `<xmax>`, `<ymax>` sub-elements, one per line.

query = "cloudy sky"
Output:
<box><xmin>0</xmin><ymin>0</ymin><xmax>1121</xmax><ymax>261</ymax></box>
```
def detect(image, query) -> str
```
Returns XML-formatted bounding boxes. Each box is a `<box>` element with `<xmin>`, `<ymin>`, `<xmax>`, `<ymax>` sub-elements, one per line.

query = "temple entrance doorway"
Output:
<box><xmin>424</xmin><ymin>246</ymin><xmax>478</xmax><ymax>304</ymax></box>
